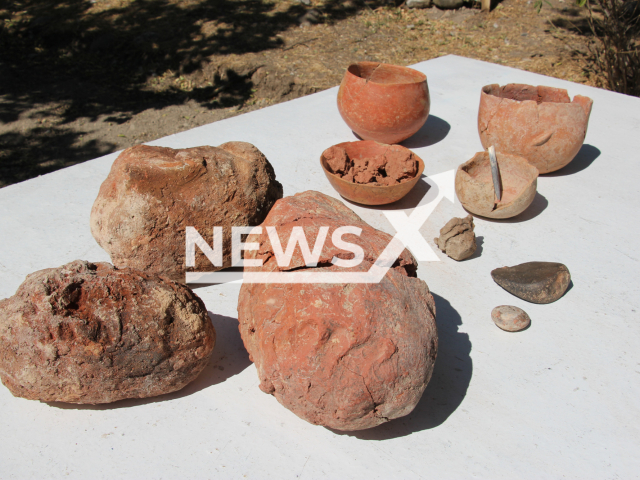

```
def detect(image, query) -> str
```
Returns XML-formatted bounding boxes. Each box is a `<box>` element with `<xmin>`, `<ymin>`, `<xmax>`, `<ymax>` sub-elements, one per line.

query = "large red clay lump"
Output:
<box><xmin>91</xmin><ymin>142</ymin><xmax>283</xmax><ymax>283</ymax></box>
<box><xmin>237</xmin><ymin>191</ymin><xmax>438</xmax><ymax>431</ymax></box>
<box><xmin>0</xmin><ymin>260</ymin><xmax>215</xmax><ymax>404</ymax></box>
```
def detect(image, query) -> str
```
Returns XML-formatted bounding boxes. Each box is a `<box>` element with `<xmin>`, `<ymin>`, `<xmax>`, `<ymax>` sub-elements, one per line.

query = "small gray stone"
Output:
<box><xmin>434</xmin><ymin>215</ymin><xmax>477</xmax><ymax>261</ymax></box>
<box><xmin>433</xmin><ymin>0</ymin><xmax>464</xmax><ymax>9</ymax></box>
<box><xmin>298</xmin><ymin>9</ymin><xmax>321</xmax><ymax>27</ymax></box>
<box><xmin>407</xmin><ymin>0</ymin><xmax>432</xmax><ymax>8</ymax></box>
<box><xmin>296</xmin><ymin>0</ymin><xmax>311</xmax><ymax>5</ymax></box>
<box><xmin>491</xmin><ymin>305</ymin><xmax>531</xmax><ymax>332</ymax></box>
<box><xmin>491</xmin><ymin>262</ymin><xmax>571</xmax><ymax>304</ymax></box>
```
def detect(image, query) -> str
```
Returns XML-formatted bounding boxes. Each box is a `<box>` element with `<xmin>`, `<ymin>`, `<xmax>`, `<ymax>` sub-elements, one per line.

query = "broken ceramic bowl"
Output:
<box><xmin>337</xmin><ymin>61</ymin><xmax>430</xmax><ymax>144</ymax></box>
<box><xmin>455</xmin><ymin>151</ymin><xmax>538</xmax><ymax>219</ymax></box>
<box><xmin>320</xmin><ymin>140</ymin><xmax>425</xmax><ymax>205</ymax></box>
<box><xmin>478</xmin><ymin>83</ymin><xmax>593</xmax><ymax>174</ymax></box>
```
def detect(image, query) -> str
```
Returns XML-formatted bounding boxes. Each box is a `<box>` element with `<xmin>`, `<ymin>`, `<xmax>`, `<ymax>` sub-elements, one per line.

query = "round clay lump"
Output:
<box><xmin>238</xmin><ymin>191</ymin><xmax>438</xmax><ymax>431</ymax></box>
<box><xmin>91</xmin><ymin>142</ymin><xmax>283</xmax><ymax>283</ymax></box>
<box><xmin>0</xmin><ymin>260</ymin><xmax>215</xmax><ymax>404</ymax></box>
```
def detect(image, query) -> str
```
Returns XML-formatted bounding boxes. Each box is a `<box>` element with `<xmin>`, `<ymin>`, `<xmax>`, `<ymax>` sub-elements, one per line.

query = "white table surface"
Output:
<box><xmin>1</xmin><ymin>55</ymin><xmax>639</xmax><ymax>479</ymax></box>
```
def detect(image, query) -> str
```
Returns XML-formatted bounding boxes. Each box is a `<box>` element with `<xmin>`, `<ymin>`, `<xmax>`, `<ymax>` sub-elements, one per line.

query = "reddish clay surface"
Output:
<box><xmin>237</xmin><ymin>191</ymin><xmax>438</xmax><ymax>431</ymax></box>
<box><xmin>337</xmin><ymin>61</ymin><xmax>430</xmax><ymax>144</ymax></box>
<box><xmin>322</xmin><ymin>144</ymin><xmax>417</xmax><ymax>186</ymax></box>
<box><xmin>478</xmin><ymin>84</ymin><xmax>592</xmax><ymax>174</ymax></box>
<box><xmin>321</xmin><ymin>141</ymin><xmax>425</xmax><ymax>206</ymax></box>
<box><xmin>456</xmin><ymin>151</ymin><xmax>538</xmax><ymax>219</ymax></box>
<box><xmin>0</xmin><ymin>260</ymin><xmax>215</xmax><ymax>404</ymax></box>
<box><xmin>90</xmin><ymin>142</ymin><xmax>282</xmax><ymax>283</ymax></box>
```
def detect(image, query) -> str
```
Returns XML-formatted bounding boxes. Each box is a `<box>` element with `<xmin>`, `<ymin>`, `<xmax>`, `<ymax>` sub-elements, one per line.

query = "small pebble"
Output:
<box><xmin>491</xmin><ymin>305</ymin><xmax>531</xmax><ymax>332</ymax></box>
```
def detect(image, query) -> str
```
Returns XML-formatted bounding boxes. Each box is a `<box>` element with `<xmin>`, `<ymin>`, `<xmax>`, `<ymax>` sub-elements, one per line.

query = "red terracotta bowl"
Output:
<box><xmin>337</xmin><ymin>62</ymin><xmax>430</xmax><ymax>144</ymax></box>
<box><xmin>478</xmin><ymin>84</ymin><xmax>593</xmax><ymax>174</ymax></box>
<box><xmin>320</xmin><ymin>141</ymin><xmax>425</xmax><ymax>206</ymax></box>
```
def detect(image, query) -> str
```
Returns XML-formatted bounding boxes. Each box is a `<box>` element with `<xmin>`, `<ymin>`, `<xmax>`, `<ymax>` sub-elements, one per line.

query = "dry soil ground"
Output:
<box><xmin>1</xmin><ymin>0</ymin><xmax>602</xmax><ymax>187</ymax></box>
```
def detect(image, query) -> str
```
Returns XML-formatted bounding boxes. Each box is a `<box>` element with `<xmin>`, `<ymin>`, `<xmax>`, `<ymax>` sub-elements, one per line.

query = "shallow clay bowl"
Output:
<box><xmin>320</xmin><ymin>141</ymin><xmax>425</xmax><ymax>206</ymax></box>
<box><xmin>478</xmin><ymin>84</ymin><xmax>593</xmax><ymax>174</ymax></box>
<box><xmin>455</xmin><ymin>151</ymin><xmax>538</xmax><ymax>219</ymax></box>
<box><xmin>337</xmin><ymin>62</ymin><xmax>430</xmax><ymax>144</ymax></box>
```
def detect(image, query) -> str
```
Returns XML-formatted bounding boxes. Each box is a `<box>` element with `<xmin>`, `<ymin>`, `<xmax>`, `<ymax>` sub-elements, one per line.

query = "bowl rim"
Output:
<box><xmin>480</xmin><ymin>83</ymin><xmax>579</xmax><ymax>105</ymax></box>
<box><xmin>320</xmin><ymin>140</ymin><xmax>425</xmax><ymax>190</ymax></box>
<box><xmin>346</xmin><ymin>61</ymin><xmax>427</xmax><ymax>87</ymax></box>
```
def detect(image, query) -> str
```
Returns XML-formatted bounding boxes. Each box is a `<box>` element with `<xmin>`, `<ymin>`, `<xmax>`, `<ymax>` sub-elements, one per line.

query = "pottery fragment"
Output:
<box><xmin>455</xmin><ymin>151</ymin><xmax>538</xmax><ymax>219</ymax></box>
<box><xmin>322</xmin><ymin>143</ymin><xmax>418</xmax><ymax>185</ymax></box>
<box><xmin>434</xmin><ymin>215</ymin><xmax>477</xmax><ymax>261</ymax></box>
<box><xmin>491</xmin><ymin>261</ymin><xmax>571</xmax><ymax>304</ymax></box>
<box><xmin>0</xmin><ymin>260</ymin><xmax>215</xmax><ymax>404</ymax></box>
<box><xmin>478</xmin><ymin>83</ymin><xmax>593</xmax><ymax>174</ymax></box>
<box><xmin>491</xmin><ymin>305</ymin><xmax>531</xmax><ymax>332</ymax></box>
<box><xmin>238</xmin><ymin>191</ymin><xmax>438</xmax><ymax>431</ymax></box>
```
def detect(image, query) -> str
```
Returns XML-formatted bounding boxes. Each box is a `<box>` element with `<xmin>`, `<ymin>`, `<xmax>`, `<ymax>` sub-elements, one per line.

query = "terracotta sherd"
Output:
<box><xmin>478</xmin><ymin>84</ymin><xmax>593</xmax><ymax>174</ymax></box>
<box><xmin>337</xmin><ymin>62</ymin><xmax>430</xmax><ymax>144</ymax></box>
<box><xmin>456</xmin><ymin>151</ymin><xmax>538</xmax><ymax>219</ymax></box>
<box><xmin>237</xmin><ymin>191</ymin><xmax>438</xmax><ymax>431</ymax></box>
<box><xmin>91</xmin><ymin>142</ymin><xmax>283</xmax><ymax>283</ymax></box>
<box><xmin>0</xmin><ymin>260</ymin><xmax>215</xmax><ymax>404</ymax></box>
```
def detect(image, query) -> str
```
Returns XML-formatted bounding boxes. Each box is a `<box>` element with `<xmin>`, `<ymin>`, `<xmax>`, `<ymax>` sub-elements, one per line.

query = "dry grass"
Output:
<box><xmin>0</xmin><ymin>0</ymin><xmax>607</xmax><ymax>187</ymax></box>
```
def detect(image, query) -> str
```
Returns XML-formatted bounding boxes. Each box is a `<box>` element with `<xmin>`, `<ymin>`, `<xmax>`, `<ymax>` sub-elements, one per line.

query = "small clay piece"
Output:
<box><xmin>491</xmin><ymin>305</ymin><xmax>531</xmax><ymax>332</ymax></box>
<box><xmin>337</xmin><ymin>61</ymin><xmax>430</xmax><ymax>144</ymax></box>
<box><xmin>323</xmin><ymin>145</ymin><xmax>351</xmax><ymax>175</ymax></box>
<box><xmin>320</xmin><ymin>141</ymin><xmax>425</xmax><ymax>206</ymax></box>
<box><xmin>434</xmin><ymin>215</ymin><xmax>477</xmax><ymax>261</ymax></box>
<box><xmin>456</xmin><ymin>151</ymin><xmax>538</xmax><ymax>219</ymax></box>
<box><xmin>0</xmin><ymin>260</ymin><xmax>215</xmax><ymax>404</ymax></box>
<box><xmin>91</xmin><ymin>142</ymin><xmax>283</xmax><ymax>283</ymax></box>
<box><xmin>238</xmin><ymin>191</ymin><xmax>438</xmax><ymax>431</ymax></box>
<box><xmin>478</xmin><ymin>84</ymin><xmax>593</xmax><ymax>174</ymax></box>
<box><xmin>491</xmin><ymin>261</ymin><xmax>571</xmax><ymax>304</ymax></box>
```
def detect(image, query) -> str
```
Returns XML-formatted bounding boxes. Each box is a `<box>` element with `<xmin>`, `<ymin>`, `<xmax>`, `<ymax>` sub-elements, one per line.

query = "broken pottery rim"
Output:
<box><xmin>456</xmin><ymin>151</ymin><xmax>538</xmax><ymax>219</ymax></box>
<box><xmin>481</xmin><ymin>83</ymin><xmax>576</xmax><ymax>105</ymax></box>
<box><xmin>346</xmin><ymin>61</ymin><xmax>427</xmax><ymax>86</ymax></box>
<box><xmin>320</xmin><ymin>140</ymin><xmax>425</xmax><ymax>206</ymax></box>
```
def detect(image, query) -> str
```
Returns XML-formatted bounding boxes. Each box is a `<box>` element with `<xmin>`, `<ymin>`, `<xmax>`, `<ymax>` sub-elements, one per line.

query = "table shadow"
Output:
<box><xmin>330</xmin><ymin>292</ymin><xmax>472</xmax><ymax>440</ymax></box>
<box><xmin>349</xmin><ymin>115</ymin><xmax>450</xmax><ymax>149</ymax></box>
<box><xmin>344</xmin><ymin>175</ymin><xmax>434</xmax><ymax>212</ymax></box>
<box><xmin>401</xmin><ymin>115</ymin><xmax>451</xmax><ymax>149</ymax></box>
<box><xmin>46</xmin><ymin>313</ymin><xmax>251</xmax><ymax>411</ymax></box>
<box><xmin>543</xmin><ymin>144</ymin><xmax>600</xmax><ymax>177</ymax></box>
